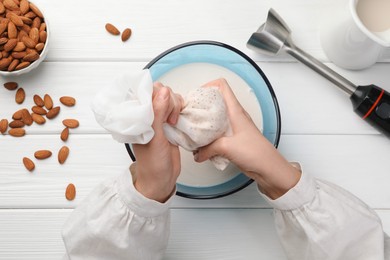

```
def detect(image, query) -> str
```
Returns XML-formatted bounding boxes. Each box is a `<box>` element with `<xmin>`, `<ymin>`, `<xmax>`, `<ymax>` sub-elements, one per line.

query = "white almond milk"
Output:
<box><xmin>357</xmin><ymin>0</ymin><xmax>390</xmax><ymax>42</ymax></box>
<box><xmin>158</xmin><ymin>62</ymin><xmax>263</xmax><ymax>187</ymax></box>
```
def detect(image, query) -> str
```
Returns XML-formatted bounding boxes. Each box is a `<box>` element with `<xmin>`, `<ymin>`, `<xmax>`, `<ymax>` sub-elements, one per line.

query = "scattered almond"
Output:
<box><xmin>9</xmin><ymin>127</ymin><xmax>25</xmax><ymax>137</ymax></box>
<box><xmin>31</xmin><ymin>113</ymin><xmax>45</xmax><ymax>124</ymax></box>
<box><xmin>4</xmin><ymin>81</ymin><xmax>18</xmax><ymax>90</ymax></box>
<box><xmin>63</xmin><ymin>119</ymin><xmax>79</xmax><ymax>128</ymax></box>
<box><xmin>34</xmin><ymin>149</ymin><xmax>52</xmax><ymax>159</ymax></box>
<box><xmin>58</xmin><ymin>146</ymin><xmax>69</xmax><ymax>164</ymax></box>
<box><xmin>22</xmin><ymin>157</ymin><xmax>35</xmax><ymax>171</ymax></box>
<box><xmin>46</xmin><ymin>106</ymin><xmax>60</xmax><ymax>119</ymax></box>
<box><xmin>31</xmin><ymin>105</ymin><xmax>47</xmax><ymax>115</ymax></box>
<box><xmin>15</xmin><ymin>88</ymin><xmax>25</xmax><ymax>104</ymax></box>
<box><xmin>9</xmin><ymin>120</ymin><xmax>25</xmax><ymax>128</ymax></box>
<box><xmin>43</xmin><ymin>94</ymin><xmax>53</xmax><ymax>110</ymax></box>
<box><xmin>0</xmin><ymin>119</ymin><xmax>8</xmax><ymax>133</ymax></box>
<box><xmin>21</xmin><ymin>108</ymin><xmax>33</xmax><ymax>125</ymax></box>
<box><xmin>121</xmin><ymin>28</ymin><xmax>132</xmax><ymax>42</ymax></box>
<box><xmin>33</xmin><ymin>94</ymin><xmax>44</xmax><ymax>107</ymax></box>
<box><xmin>60</xmin><ymin>127</ymin><xmax>69</xmax><ymax>142</ymax></box>
<box><xmin>65</xmin><ymin>183</ymin><xmax>76</xmax><ymax>201</ymax></box>
<box><xmin>12</xmin><ymin>109</ymin><xmax>23</xmax><ymax>120</ymax></box>
<box><xmin>60</xmin><ymin>96</ymin><xmax>76</xmax><ymax>107</ymax></box>
<box><xmin>105</xmin><ymin>23</ymin><xmax>120</xmax><ymax>35</ymax></box>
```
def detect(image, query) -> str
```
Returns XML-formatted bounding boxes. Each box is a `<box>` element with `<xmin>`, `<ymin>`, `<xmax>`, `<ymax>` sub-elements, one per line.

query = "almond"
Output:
<box><xmin>0</xmin><ymin>3</ymin><xmax>5</xmax><ymax>14</ymax></box>
<box><xmin>12</xmin><ymin>109</ymin><xmax>23</xmax><ymax>120</ymax></box>
<box><xmin>33</xmin><ymin>94</ymin><xmax>44</xmax><ymax>107</ymax></box>
<box><xmin>24</xmin><ymin>11</ymin><xmax>36</xmax><ymax>19</ymax></box>
<box><xmin>13</xmin><ymin>41</ymin><xmax>26</xmax><ymax>51</ymax></box>
<box><xmin>29</xmin><ymin>27</ymin><xmax>39</xmax><ymax>43</ymax></box>
<box><xmin>12</xmin><ymin>51</ymin><xmax>26</xmax><ymax>59</ymax></box>
<box><xmin>21</xmin><ymin>23</ymin><xmax>31</xmax><ymax>34</ymax></box>
<box><xmin>59</xmin><ymin>96</ymin><xmax>76</xmax><ymax>107</ymax></box>
<box><xmin>7</xmin><ymin>21</ymin><xmax>17</xmax><ymax>39</ymax></box>
<box><xmin>0</xmin><ymin>37</ymin><xmax>8</xmax><ymax>44</ymax></box>
<box><xmin>15</xmin><ymin>88</ymin><xmax>26</xmax><ymax>104</ymax></box>
<box><xmin>0</xmin><ymin>22</ymin><xmax>7</xmax><ymax>35</ymax></box>
<box><xmin>39</xmin><ymin>30</ymin><xmax>46</xmax><ymax>43</ymax></box>
<box><xmin>35</xmin><ymin>42</ymin><xmax>44</xmax><ymax>51</ymax></box>
<box><xmin>21</xmin><ymin>108</ymin><xmax>33</xmax><ymax>125</ymax></box>
<box><xmin>31</xmin><ymin>16</ymin><xmax>40</xmax><ymax>28</ymax></box>
<box><xmin>58</xmin><ymin>146</ymin><xmax>69</xmax><ymax>164</ymax></box>
<box><xmin>7</xmin><ymin>59</ymin><xmax>19</xmax><ymax>71</ymax></box>
<box><xmin>4</xmin><ymin>81</ymin><xmax>18</xmax><ymax>90</ymax></box>
<box><xmin>4</xmin><ymin>38</ymin><xmax>17</xmax><ymax>51</ymax></box>
<box><xmin>65</xmin><ymin>183</ymin><xmax>76</xmax><ymax>201</ymax></box>
<box><xmin>23</xmin><ymin>51</ymin><xmax>39</xmax><ymax>62</ymax></box>
<box><xmin>31</xmin><ymin>105</ymin><xmax>46</xmax><ymax>115</ymax></box>
<box><xmin>60</xmin><ymin>127</ymin><xmax>69</xmax><ymax>141</ymax></box>
<box><xmin>31</xmin><ymin>113</ymin><xmax>45</xmax><ymax>124</ymax></box>
<box><xmin>22</xmin><ymin>36</ymin><xmax>35</xmax><ymax>48</ymax></box>
<box><xmin>18</xmin><ymin>30</ymin><xmax>28</xmax><ymax>41</ymax></box>
<box><xmin>45</xmin><ymin>106</ymin><xmax>60</xmax><ymax>119</ymax></box>
<box><xmin>9</xmin><ymin>127</ymin><xmax>25</xmax><ymax>137</ymax></box>
<box><xmin>29</xmin><ymin>2</ymin><xmax>43</xmax><ymax>18</ymax></box>
<box><xmin>22</xmin><ymin>157</ymin><xmax>35</xmax><ymax>171</ymax></box>
<box><xmin>9</xmin><ymin>120</ymin><xmax>24</xmax><ymax>128</ymax></box>
<box><xmin>20</xmin><ymin>16</ymin><xmax>32</xmax><ymax>25</ymax></box>
<box><xmin>9</xmin><ymin>14</ymin><xmax>23</xmax><ymax>27</ymax></box>
<box><xmin>3</xmin><ymin>0</ymin><xmax>18</xmax><ymax>11</ymax></box>
<box><xmin>0</xmin><ymin>119</ymin><xmax>8</xmax><ymax>133</ymax></box>
<box><xmin>43</xmin><ymin>94</ymin><xmax>53</xmax><ymax>109</ymax></box>
<box><xmin>0</xmin><ymin>57</ymin><xmax>13</xmax><ymax>70</ymax></box>
<box><xmin>20</xmin><ymin>0</ymin><xmax>30</xmax><ymax>15</ymax></box>
<box><xmin>105</xmin><ymin>23</ymin><xmax>120</xmax><ymax>35</ymax></box>
<box><xmin>62</xmin><ymin>119</ymin><xmax>79</xmax><ymax>128</ymax></box>
<box><xmin>121</xmin><ymin>28</ymin><xmax>132</xmax><ymax>42</ymax></box>
<box><xmin>39</xmin><ymin>23</ymin><xmax>46</xmax><ymax>32</ymax></box>
<box><xmin>34</xmin><ymin>150</ymin><xmax>52</xmax><ymax>160</ymax></box>
<box><xmin>15</xmin><ymin>61</ymin><xmax>30</xmax><ymax>70</ymax></box>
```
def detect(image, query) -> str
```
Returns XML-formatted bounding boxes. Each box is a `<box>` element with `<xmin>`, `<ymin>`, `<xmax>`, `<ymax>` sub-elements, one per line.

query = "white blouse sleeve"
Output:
<box><xmin>259</xmin><ymin>169</ymin><xmax>389</xmax><ymax>260</ymax></box>
<box><xmin>62</xmin><ymin>169</ymin><xmax>175</xmax><ymax>260</ymax></box>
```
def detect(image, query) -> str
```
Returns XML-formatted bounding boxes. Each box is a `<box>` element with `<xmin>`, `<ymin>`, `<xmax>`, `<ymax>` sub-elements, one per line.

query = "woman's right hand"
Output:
<box><xmin>195</xmin><ymin>79</ymin><xmax>301</xmax><ymax>199</ymax></box>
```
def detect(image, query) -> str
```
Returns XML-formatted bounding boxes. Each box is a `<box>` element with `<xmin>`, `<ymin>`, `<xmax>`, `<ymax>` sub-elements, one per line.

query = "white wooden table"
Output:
<box><xmin>1</xmin><ymin>0</ymin><xmax>389</xmax><ymax>259</ymax></box>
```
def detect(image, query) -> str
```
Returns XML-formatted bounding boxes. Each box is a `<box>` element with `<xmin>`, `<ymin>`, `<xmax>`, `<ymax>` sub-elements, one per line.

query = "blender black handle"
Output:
<box><xmin>350</xmin><ymin>85</ymin><xmax>390</xmax><ymax>137</ymax></box>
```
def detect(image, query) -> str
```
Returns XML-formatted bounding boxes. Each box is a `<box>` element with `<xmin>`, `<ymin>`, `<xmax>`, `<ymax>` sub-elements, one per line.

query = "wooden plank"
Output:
<box><xmin>26</xmin><ymin>0</ymin><xmax>390</xmax><ymax>62</ymax></box>
<box><xmin>0</xmin><ymin>209</ymin><xmax>389</xmax><ymax>260</ymax></box>
<box><xmin>1</xmin><ymin>62</ymin><xmax>389</xmax><ymax>135</ymax></box>
<box><xmin>0</xmin><ymin>134</ymin><xmax>389</xmax><ymax>209</ymax></box>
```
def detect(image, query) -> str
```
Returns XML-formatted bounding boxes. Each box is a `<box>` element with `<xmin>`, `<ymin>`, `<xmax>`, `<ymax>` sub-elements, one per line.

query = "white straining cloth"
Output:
<box><xmin>91</xmin><ymin>70</ymin><xmax>230</xmax><ymax>170</ymax></box>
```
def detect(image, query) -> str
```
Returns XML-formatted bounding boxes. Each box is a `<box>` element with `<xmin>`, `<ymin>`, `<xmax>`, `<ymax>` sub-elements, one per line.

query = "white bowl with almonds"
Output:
<box><xmin>0</xmin><ymin>0</ymin><xmax>49</xmax><ymax>76</ymax></box>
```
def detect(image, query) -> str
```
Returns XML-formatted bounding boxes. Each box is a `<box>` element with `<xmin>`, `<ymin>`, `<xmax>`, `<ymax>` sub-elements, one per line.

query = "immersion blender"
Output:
<box><xmin>247</xmin><ymin>9</ymin><xmax>390</xmax><ymax>137</ymax></box>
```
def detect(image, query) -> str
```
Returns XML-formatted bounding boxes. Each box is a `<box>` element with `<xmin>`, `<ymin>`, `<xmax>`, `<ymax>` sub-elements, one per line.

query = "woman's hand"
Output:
<box><xmin>195</xmin><ymin>79</ymin><xmax>301</xmax><ymax>199</ymax></box>
<box><xmin>131</xmin><ymin>82</ymin><xmax>183</xmax><ymax>203</ymax></box>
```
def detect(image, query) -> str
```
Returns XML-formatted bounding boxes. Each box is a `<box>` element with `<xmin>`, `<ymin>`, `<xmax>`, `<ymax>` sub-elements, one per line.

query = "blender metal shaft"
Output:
<box><xmin>284</xmin><ymin>44</ymin><xmax>357</xmax><ymax>95</ymax></box>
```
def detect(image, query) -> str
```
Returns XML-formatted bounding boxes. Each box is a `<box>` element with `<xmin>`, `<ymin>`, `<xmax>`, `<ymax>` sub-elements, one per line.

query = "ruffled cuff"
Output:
<box><xmin>258</xmin><ymin>170</ymin><xmax>317</xmax><ymax>211</ymax></box>
<box><xmin>116</xmin><ymin>169</ymin><xmax>176</xmax><ymax>218</ymax></box>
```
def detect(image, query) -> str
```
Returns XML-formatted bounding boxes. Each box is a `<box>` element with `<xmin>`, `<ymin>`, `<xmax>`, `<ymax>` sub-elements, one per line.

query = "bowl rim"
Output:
<box><xmin>125</xmin><ymin>40</ymin><xmax>281</xmax><ymax>199</ymax></box>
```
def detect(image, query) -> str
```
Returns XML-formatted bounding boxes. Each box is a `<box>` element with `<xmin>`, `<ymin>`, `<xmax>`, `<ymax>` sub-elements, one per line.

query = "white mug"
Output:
<box><xmin>320</xmin><ymin>0</ymin><xmax>390</xmax><ymax>70</ymax></box>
